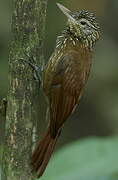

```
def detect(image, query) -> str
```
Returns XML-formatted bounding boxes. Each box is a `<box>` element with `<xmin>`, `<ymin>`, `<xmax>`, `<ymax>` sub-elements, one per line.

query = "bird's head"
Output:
<box><xmin>57</xmin><ymin>3</ymin><xmax>100</xmax><ymax>48</ymax></box>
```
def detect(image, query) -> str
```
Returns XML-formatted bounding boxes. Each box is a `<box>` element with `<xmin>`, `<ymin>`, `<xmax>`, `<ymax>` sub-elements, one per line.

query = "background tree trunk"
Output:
<box><xmin>0</xmin><ymin>99</ymin><xmax>7</xmax><ymax>180</ymax></box>
<box><xmin>2</xmin><ymin>0</ymin><xmax>48</xmax><ymax>179</ymax></box>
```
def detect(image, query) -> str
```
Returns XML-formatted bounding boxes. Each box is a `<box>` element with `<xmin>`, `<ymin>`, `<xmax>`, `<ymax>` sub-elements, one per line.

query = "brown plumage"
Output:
<box><xmin>31</xmin><ymin>3</ymin><xmax>100</xmax><ymax>178</ymax></box>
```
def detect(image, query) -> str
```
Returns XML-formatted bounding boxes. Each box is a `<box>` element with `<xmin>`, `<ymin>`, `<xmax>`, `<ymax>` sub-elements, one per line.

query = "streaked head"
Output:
<box><xmin>57</xmin><ymin>3</ymin><xmax>100</xmax><ymax>47</ymax></box>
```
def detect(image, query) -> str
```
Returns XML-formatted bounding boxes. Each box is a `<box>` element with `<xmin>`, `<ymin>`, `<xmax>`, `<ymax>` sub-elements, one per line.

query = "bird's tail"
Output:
<box><xmin>31</xmin><ymin>128</ymin><xmax>59</xmax><ymax>178</ymax></box>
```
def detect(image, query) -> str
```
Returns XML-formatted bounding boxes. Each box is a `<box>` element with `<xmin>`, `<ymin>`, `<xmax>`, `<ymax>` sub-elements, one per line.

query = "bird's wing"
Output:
<box><xmin>49</xmin><ymin>53</ymin><xmax>84</xmax><ymax>137</ymax></box>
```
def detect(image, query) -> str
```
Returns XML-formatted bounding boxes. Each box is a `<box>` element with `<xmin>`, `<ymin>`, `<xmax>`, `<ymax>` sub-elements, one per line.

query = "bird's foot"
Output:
<box><xmin>20</xmin><ymin>53</ymin><xmax>42</xmax><ymax>84</ymax></box>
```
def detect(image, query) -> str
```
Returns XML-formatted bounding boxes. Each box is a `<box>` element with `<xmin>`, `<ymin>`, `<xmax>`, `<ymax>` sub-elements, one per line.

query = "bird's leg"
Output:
<box><xmin>21</xmin><ymin>58</ymin><xmax>41</xmax><ymax>82</ymax></box>
<box><xmin>20</xmin><ymin>53</ymin><xmax>43</xmax><ymax>85</ymax></box>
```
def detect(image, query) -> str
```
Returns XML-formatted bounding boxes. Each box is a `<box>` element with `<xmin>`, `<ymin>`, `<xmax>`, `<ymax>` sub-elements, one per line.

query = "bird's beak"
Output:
<box><xmin>57</xmin><ymin>3</ymin><xmax>78</xmax><ymax>25</ymax></box>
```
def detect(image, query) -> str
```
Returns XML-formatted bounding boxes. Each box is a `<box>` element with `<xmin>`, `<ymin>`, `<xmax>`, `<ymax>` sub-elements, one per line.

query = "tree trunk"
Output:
<box><xmin>0</xmin><ymin>115</ymin><xmax>5</xmax><ymax>180</ymax></box>
<box><xmin>0</xmin><ymin>99</ymin><xmax>7</xmax><ymax>180</ymax></box>
<box><xmin>2</xmin><ymin>0</ymin><xmax>48</xmax><ymax>179</ymax></box>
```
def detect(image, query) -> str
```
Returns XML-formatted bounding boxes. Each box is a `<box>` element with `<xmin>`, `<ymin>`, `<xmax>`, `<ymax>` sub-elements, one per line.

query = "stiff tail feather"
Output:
<box><xmin>31</xmin><ymin>128</ymin><xmax>60</xmax><ymax>178</ymax></box>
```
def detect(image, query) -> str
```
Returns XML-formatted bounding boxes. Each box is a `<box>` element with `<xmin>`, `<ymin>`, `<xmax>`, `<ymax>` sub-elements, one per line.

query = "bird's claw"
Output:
<box><xmin>20</xmin><ymin>53</ymin><xmax>42</xmax><ymax>84</ymax></box>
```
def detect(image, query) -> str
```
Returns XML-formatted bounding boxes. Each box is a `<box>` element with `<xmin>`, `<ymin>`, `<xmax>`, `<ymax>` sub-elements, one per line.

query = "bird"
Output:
<box><xmin>31</xmin><ymin>3</ymin><xmax>100</xmax><ymax>178</ymax></box>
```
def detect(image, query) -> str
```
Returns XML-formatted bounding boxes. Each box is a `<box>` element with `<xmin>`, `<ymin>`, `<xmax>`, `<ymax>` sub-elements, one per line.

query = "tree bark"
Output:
<box><xmin>2</xmin><ymin>0</ymin><xmax>48</xmax><ymax>179</ymax></box>
<box><xmin>0</xmin><ymin>100</ymin><xmax>7</xmax><ymax>180</ymax></box>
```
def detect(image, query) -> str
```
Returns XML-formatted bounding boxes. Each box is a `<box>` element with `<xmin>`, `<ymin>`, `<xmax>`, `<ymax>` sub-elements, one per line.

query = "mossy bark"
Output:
<box><xmin>3</xmin><ymin>0</ymin><xmax>48</xmax><ymax>179</ymax></box>
<box><xmin>0</xmin><ymin>106</ymin><xmax>6</xmax><ymax>180</ymax></box>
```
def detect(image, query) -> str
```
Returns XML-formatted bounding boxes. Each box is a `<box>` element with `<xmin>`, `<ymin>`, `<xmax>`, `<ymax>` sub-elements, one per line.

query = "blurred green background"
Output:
<box><xmin>0</xmin><ymin>0</ymin><xmax>118</xmax><ymax>179</ymax></box>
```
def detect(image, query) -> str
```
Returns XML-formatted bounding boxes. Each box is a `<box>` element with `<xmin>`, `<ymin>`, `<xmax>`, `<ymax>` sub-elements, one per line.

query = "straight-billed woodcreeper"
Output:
<box><xmin>31</xmin><ymin>3</ymin><xmax>100</xmax><ymax>178</ymax></box>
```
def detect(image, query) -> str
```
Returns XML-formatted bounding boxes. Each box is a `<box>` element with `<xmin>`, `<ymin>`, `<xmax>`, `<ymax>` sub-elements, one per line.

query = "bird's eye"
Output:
<box><xmin>80</xmin><ymin>21</ymin><xmax>87</xmax><ymax>26</ymax></box>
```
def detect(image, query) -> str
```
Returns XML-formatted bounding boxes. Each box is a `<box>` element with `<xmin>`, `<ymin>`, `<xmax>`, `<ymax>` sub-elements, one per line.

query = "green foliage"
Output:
<box><xmin>40</xmin><ymin>137</ymin><xmax>118</xmax><ymax>180</ymax></box>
